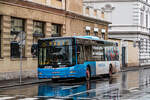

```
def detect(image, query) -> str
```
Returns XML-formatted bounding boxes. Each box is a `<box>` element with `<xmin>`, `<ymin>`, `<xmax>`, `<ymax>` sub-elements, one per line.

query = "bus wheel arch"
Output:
<box><xmin>86</xmin><ymin>65</ymin><xmax>91</xmax><ymax>81</ymax></box>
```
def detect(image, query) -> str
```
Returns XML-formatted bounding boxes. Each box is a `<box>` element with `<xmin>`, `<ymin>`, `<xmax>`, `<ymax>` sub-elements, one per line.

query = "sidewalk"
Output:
<box><xmin>121</xmin><ymin>65</ymin><xmax>150</xmax><ymax>72</ymax></box>
<box><xmin>0</xmin><ymin>78</ymin><xmax>51</xmax><ymax>88</ymax></box>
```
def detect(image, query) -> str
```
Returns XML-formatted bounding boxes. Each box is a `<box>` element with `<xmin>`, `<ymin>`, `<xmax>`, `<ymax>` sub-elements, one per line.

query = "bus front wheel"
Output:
<box><xmin>52</xmin><ymin>78</ymin><xmax>58</xmax><ymax>82</ymax></box>
<box><xmin>86</xmin><ymin>67</ymin><xmax>91</xmax><ymax>81</ymax></box>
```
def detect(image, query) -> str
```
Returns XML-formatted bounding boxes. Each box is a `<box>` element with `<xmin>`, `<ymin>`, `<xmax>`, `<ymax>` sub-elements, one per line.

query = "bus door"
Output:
<box><xmin>77</xmin><ymin>45</ymin><xmax>85</xmax><ymax>64</ymax></box>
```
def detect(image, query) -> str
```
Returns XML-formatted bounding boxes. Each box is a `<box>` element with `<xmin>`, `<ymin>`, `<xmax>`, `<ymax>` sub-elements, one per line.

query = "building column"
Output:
<box><xmin>45</xmin><ymin>22</ymin><xmax>51</xmax><ymax>37</ymax></box>
<box><xmin>25</xmin><ymin>19</ymin><xmax>33</xmax><ymax>58</ymax></box>
<box><xmin>105</xmin><ymin>26</ymin><xmax>108</xmax><ymax>40</ymax></box>
<box><xmin>62</xmin><ymin>24</ymin><xmax>66</xmax><ymax>36</ymax></box>
<box><xmin>1</xmin><ymin>15</ymin><xmax>11</xmax><ymax>58</ymax></box>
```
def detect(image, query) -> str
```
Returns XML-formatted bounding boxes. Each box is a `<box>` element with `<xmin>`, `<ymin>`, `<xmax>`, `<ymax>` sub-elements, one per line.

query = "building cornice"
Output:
<box><xmin>139</xmin><ymin>0</ymin><xmax>150</xmax><ymax>8</ymax></box>
<box><xmin>109</xmin><ymin>31</ymin><xmax>150</xmax><ymax>36</ymax></box>
<box><xmin>83</xmin><ymin>0</ymin><xmax>138</xmax><ymax>3</ymax></box>
<box><xmin>0</xmin><ymin>0</ymin><xmax>111</xmax><ymax>25</ymax></box>
<box><xmin>84</xmin><ymin>0</ymin><xmax>150</xmax><ymax>8</ymax></box>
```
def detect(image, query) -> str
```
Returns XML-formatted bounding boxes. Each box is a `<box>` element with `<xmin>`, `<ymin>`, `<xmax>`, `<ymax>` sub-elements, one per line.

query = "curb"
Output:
<box><xmin>0</xmin><ymin>79</ymin><xmax>51</xmax><ymax>89</ymax></box>
<box><xmin>121</xmin><ymin>66</ymin><xmax>150</xmax><ymax>72</ymax></box>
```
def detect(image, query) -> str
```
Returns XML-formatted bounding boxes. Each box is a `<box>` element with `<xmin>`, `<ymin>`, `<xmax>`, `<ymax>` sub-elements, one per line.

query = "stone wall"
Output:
<box><xmin>127</xmin><ymin>41</ymin><xmax>139</xmax><ymax>67</ymax></box>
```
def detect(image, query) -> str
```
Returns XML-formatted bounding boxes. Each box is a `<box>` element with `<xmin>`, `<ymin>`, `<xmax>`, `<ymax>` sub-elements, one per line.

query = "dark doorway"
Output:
<box><xmin>0</xmin><ymin>16</ymin><xmax>1</xmax><ymax>58</ymax></box>
<box><xmin>122</xmin><ymin>47</ymin><xmax>126</xmax><ymax>67</ymax></box>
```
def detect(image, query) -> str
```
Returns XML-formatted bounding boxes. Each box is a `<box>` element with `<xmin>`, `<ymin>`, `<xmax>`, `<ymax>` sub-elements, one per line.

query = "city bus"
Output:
<box><xmin>38</xmin><ymin>36</ymin><xmax>120</xmax><ymax>81</ymax></box>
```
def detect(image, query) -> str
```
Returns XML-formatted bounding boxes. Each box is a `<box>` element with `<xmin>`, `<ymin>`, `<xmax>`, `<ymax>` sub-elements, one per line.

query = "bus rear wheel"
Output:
<box><xmin>86</xmin><ymin>67</ymin><xmax>91</xmax><ymax>81</ymax></box>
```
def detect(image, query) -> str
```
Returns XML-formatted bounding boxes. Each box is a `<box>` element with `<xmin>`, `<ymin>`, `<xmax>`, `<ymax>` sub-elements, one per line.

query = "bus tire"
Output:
<box><xmin>109</xmin><ymin>64</ymin><xmax>113</xmax><ymax>77</ymax></box>
<box><xmin>52</xmin><ymin>78</ymin><xmax>58</xmax><ymax>82</ymax></box>
<box><xmin>86</xmin><ymin>67</ymin><xmax>91</xmax><ymax>81</ymax></box>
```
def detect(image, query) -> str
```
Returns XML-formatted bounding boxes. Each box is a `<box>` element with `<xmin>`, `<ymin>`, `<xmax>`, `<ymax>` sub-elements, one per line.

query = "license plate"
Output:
<box><xmin>52</xmin><ymin>76</ymin><xmax>60</xmax><ymax>78</ymax></box>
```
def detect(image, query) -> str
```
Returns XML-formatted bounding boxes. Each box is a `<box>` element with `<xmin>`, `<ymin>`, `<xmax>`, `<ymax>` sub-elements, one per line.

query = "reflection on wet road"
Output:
<box><xmin>1</xmin><ymin>68</ymin><xmax>150</xmax><ymax>100</ymax></box>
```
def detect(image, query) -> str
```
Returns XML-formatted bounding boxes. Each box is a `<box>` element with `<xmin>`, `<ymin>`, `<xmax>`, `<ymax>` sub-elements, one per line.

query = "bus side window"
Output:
<box><xmin>85</xmin><ymin>45</ymin><xmax>92</xmax><ymax>61</ymax></box>
<box><xmin>72</xmin><ymin>46</ymin><xmax>76</xmax><ymax>65</ymax></box>
<box><xmin>77</xmin><ymin>45</ymin><xmax>84</xmax><ymax>64</ymax></box>
<box><xmin>77</xmin><ymin>45</ymin><xmax>80</xmax><ymax>54</ymax></box>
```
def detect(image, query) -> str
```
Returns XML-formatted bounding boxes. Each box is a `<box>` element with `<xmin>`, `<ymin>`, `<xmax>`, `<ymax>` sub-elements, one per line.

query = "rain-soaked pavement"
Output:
<box><xmin>1</xmin><ymin>68</ymin><xmax>150</xmax><ymax>100</ymax></box>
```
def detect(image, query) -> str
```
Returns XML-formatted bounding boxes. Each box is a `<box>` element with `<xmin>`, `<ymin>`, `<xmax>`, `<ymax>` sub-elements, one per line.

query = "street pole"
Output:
<box><xmin>19</xmin><ymin>31</ymin><xmax>25</xmax><ymax>84</ymax></box>
<box><xmin>20</xmin><ymin>43</ymin><xmax>22</xmax><ymax>84</ymax></box>
<box><xmin>19</xmin><ymin>31</ymin><xmax>23</xmax><ymax>84</ymax></box>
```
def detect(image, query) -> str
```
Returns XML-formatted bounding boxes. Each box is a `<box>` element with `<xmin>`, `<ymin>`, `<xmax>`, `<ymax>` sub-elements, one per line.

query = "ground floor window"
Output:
<box><xmin>51</xmin><ymin>23</ymin><xmax>62</xmax><ymax>37</ymax></box>
<box><xmin>33</xmin><ymin>20</ymin><xmax>44</xmax><ymax>38</ymax></box>
<box><xmin>11</xmin><ymin>17</ymin><xmax>25</xmax><ymax>58</ymax></box>
<box><xmin>32</xmin><ymin>21</ymin><xmax>45</xmax><ymax>58</ymax></box>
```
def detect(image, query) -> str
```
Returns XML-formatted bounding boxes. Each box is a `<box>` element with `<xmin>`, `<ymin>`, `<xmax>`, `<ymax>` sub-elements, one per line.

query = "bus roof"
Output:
<box><xmin>39</xmin><ymin>36</ymin><xmax>100</xmax><ymax>41</ymax></box>
<box><xmin>73</xmin><ymin>36</ymin><xmax>100</xmax><ymax>40</ymax></box>
<box><xmin>39</xmin><ymin>36</ymin><xmax>118</xmax><ymax>46</ymax></box>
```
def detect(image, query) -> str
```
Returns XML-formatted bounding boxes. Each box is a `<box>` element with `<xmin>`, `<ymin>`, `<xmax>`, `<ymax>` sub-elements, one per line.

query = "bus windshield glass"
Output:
<box><xmin>38</xmin><ymin>38</ymin><xmax>76</xmax><ymax>67</ymax></box>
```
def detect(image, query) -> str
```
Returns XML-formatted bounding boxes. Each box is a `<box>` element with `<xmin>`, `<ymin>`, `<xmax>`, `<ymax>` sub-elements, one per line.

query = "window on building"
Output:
<box><xmin>101</xmin><ymin>29</ymin><xmax>106</xmax><ymax>40</ymax></box>
<box><xmin>51</xmin><ymin>24</ymin><xmax>62</xmax><ymax>37</ymax></box>
<box><xmin>11</xmin><ymin>17</ymin><xmax>24</xmax><ymax>34</ymax></box>
<box><xmin>32</xmin><ymin>21</ymin><xmax>45</xmax><ymax>58</ymax></box>
<box><xmin>11</xmin><ymin>17</ymin><xmax>25</xmax><ymax>58</ymax></box>
<box><xmin>146</xmin><ymin>14</ymin><xmax>148</xmax><ymax>28</ymax></box>
<box><xmin>86</xmin><ymin>7</ymin><xmax>89</xmax><ymax>15</ymax></box>
<box><xmin>94</xmin><ymin>31</ymin><xmax>98</xmax><ymax>36</ymax></box>
<box><xmin>33</xmin><ymin>21</ymin><xmax>44</xmax><ymax>38</ymax></box>
<box><xmin>94</xmin><ymin>28</ymin><xmax>99</xmax><ymax>36</ymax></box>
<box><xmin>102</xmin><ymin>33</ymin><xmax>105</xmax><ymax>39</ymax></box>
<box><xmin>101</xmin><ymin>11</ymin><xmax>105</xmax><ymax>19</ymax></box>
<box><xmin>85</xmin><ymin>26</ymin><xmax>91</xmax><ymax>35</ymax></box>
<box><xmin>94</xmin><ymin>9</ymin><xmax>97</xmax><ymax>17</ymax></box>
<box><xmin>86</xmin><ymin>30</ymin><xmax>90</xmax><ymax>35</ymax></box>
<box><xmin>0</xmin><ymin>16</ymin><xmax>1</xmax><ymax>58</ymax></box>
<box><xmin>140</xmin><ymin>12</ymin><xmax>144</xmax><ymax>26</ymax></box>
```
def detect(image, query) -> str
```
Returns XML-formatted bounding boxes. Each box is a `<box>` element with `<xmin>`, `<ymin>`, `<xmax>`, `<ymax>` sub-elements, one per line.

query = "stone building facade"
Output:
<box><xmin>0</xmin><ymin>0</ymin><xmax>110</xmax><ymax>80</ymax></box>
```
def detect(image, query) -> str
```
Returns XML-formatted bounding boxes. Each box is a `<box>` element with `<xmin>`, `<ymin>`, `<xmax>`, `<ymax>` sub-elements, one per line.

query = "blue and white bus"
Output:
<box><xmin>38</xmin><ymin>36</ymin><xmax>120</xmax><ymax>81</ymax></box>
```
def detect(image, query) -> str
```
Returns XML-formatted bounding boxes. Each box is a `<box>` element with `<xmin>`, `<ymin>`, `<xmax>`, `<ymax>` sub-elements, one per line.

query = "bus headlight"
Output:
<box><xmin>70</xmin><ymin>71</ymin><xmax>76</xmax><ymax>73</ymax></box>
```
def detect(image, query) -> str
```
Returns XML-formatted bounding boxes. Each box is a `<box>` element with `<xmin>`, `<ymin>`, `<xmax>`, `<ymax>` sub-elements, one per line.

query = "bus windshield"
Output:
<box><xmin>38</xmin><ymin>38</ymin><xmax>76</xmax><ymax>67</ymax></box>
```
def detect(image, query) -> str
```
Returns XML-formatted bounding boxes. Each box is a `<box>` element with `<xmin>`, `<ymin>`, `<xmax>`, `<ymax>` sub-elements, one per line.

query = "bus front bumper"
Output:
<box><xmin>38</xmin><ymin>67</ymin><xmax>85</xmax><ymax>79</ymax></box>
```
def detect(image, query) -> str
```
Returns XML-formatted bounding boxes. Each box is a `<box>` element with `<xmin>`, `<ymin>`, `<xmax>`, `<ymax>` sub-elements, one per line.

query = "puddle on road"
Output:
<box><xmin>0</xmin><ymin>69</ymin><xmax>150</xmax><ymax>99</ymax></box>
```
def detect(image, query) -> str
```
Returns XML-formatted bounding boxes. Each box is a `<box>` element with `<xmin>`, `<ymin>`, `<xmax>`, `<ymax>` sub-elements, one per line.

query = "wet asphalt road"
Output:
<box><xmin>1</xmin><ymin>68</ymin><xmax>150</xmax><ymax>100</ymax></box>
